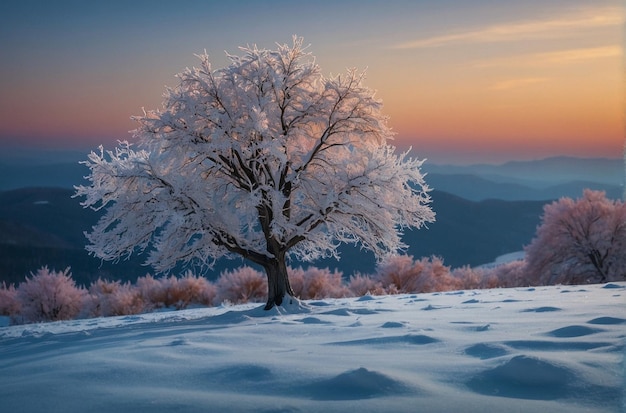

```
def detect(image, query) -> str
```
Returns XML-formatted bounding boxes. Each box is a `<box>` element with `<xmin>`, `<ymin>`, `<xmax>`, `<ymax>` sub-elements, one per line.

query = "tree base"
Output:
<box><xmin>262</xmin><ymin>294</ymin><xmax>310</xmax><ymax>314</ymax></box>
<box><xmin>264</xmin><ymin>294</ymin><xmax>296</xmax><ymax>310</ymax></box>
<box><xmin>263</xmin><ymin>258</ymin><xmax>295</xmax><ymax>310</ymax></box>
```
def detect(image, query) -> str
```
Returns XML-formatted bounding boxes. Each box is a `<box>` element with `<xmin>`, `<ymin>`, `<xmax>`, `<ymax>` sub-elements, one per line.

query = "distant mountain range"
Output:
<box><xmin>423</xmin><ymin>156</ymin><xmax>623</xmax><ymax>201</ymax></box>
<box><xmin>0</xmin><ymin>187</ymin><xmax>545</xmax><ymax>286</ymax></box>
<box><xmin>0</xmin><ymin>155</ymin><xmax>621</xmax><ymax>285</ymax></box>
<box><xmin>423</xmin><ymin>156</ymin><xmax>623</xmax><ymax>186</ymax></box>
<box><xmin>1</xmin><ymin>154</ymin><xmax>622</xmax><ymax>200</ymax></box>
<box><xmin>426</xmin><ymin>173</ymin><xmax>621</xmax><ymax>202</ymax></box>
<box><xmin>0</xmin><ymin>187</ymin><xmax>149</xmax><ymax>287</ymax></box>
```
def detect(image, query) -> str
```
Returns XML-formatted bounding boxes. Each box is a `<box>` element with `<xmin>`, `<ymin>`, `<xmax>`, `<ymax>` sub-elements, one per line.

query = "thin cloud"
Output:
<box><xmin>473</xmin><ymin>45</ymin><xmax>622</xmax><ymax>68</ymax></box>
<box><xmin>536</xmin><ymin>45</ymin><xmax>622</xmax><ymax>63</ymax></box>
<box><xmin>392</xmin><ymin>7</ymin><xmax>623</xmax><ymax>49</ymax></box>
<box><xmin>489</xmin><ymin>77</ymin><xmax>550</xmax><ymax>91</ymax></box>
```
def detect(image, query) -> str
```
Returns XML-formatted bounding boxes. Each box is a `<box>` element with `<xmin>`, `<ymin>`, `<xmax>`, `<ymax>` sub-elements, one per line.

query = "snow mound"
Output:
<box><xmin>298</xmin><ymin>367</ymin><xmax>413</xmax><ymax>400</ymax></box>
<box><xmin>466</xmin><ymin>355</ymin><xmax>620</xmax><ymax>404</ymax></box>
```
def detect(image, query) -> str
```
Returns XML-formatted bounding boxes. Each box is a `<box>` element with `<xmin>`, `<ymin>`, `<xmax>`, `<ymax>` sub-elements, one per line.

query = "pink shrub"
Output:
<box><xmin>450</xmin><ymin>261</ymin><xmax>531</xmax><ymax>290</ymax></box>
<box><xmin>86</xmin><ymin>272</ymin><xmax>215</xmax><ymax>316</ymax></box>
<box><xmin>16</xmin><ymin>267</ymin><xmax>86</xmax><ymax>323</ymax></box>
<box><xmin>167</xmin><ymin>271</ymin><xmax>216</xmax><ymax>309</ymax></box>
<box><xmin>0</xmin><ymin>282</ymin><xmax>20</xmax><ymax>318</ymax></box>
<box><xmin>289</xmin><ymin>267</ymin><xmax>348</xmax><ymax>300</ymax></box>
<box><xmin>451</xmin><ymin>266</ymin><xmax>484</xmax><ymax>290</ymax></box>
<box><xmin>288</xmin><ymin>267</ymin><xmax>305</xmax><ymax>296</ymax></box>
<box><xmin>215</xmin><ymin>267</ymin><xmax>267</xmax><ymax>305</ymax></box>
<box><xmin>488</xmin><ymin>260</ymin><xmax>528</xmax><ymax>288</ymax></box>
<box><xmin>420</xmin><ymin>256</ymin><xmax>460</xmax><ymax>292</ymax></box>
<box><xmin>376</xmin><ymin>255</ymin><xmax>422</xmax><ymax>293</ymax></box>
<box><xmin>136</xmin><ymin>274</ymin><xmax>169</xmax><ymax>309</ymax></box>
<box><xmin>376</xmin><ymin>255</ymin><xmax>457</xmax><ymax>294</ymax></box>
<box><xmin>159</xmin><ymin>276</ymin><xmax>184</xmax><ymax>308</ymax></box>
<box><xmin>86</xmin><ymin>279</ymin><xmax>145</xmax><ymax>317</ymax></box>
<box><xmin>347</xmin><ymin>274</ymin><xmax>384</xmax><ymax>296</ymax></box>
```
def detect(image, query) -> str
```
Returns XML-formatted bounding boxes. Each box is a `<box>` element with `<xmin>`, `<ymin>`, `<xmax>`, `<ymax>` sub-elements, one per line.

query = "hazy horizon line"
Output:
<box><xmin>0</xmin><ymin>144</ymin><xmax>621</xmax><ymax>168</ymax></box>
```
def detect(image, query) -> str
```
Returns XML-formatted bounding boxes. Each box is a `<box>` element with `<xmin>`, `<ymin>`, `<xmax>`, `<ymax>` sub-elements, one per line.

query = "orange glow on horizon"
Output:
<box><xmin>0</xmin><ymin>2</ymin><xmax>622</xmax><ymax>165</ymax></box>
<box><xmin>375</xmin><ymin>38</ymin><xmax>623</xmax><ymax>163</ymax></box>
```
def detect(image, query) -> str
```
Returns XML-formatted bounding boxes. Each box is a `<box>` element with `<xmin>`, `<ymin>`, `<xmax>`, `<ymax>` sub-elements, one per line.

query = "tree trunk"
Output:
<box><xmin>262</xmin><ymin>256</ymin><xmax>295</xmax><ymax>310</ymax></box>
<box><xmin>588</xmin><ymin>249</ymin><xmax>608</xmax><ymax>283</ymax></box>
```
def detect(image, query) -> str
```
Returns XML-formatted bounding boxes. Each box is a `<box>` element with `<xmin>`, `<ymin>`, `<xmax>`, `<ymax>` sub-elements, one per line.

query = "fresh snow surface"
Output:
<box><xmin>1</xmin><ymin>283</ymin><xmax>625</xmax><ymax>413</ymax></box>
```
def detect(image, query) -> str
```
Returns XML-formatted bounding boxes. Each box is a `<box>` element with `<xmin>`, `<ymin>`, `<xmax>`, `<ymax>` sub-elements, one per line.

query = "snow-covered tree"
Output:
<box><xmin>75</xmin><ymin>37</ymin><xmax>435</xmax><ymax>310</ymax></box>
<box><xmin>525</xmin><ymin>190</ymin><xmax>626</xmax><ymax>284</ymax></box>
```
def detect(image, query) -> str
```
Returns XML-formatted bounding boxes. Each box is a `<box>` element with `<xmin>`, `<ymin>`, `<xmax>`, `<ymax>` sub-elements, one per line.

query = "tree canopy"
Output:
<box><xmin>75</xmin><ymin>37</ymin><xmax>435</xmax><ymax>309</ymax></box>
<box><xmin>525</xmin><ymin>190</ymin><xmax>626</xmax><ymax>284</ymax></box>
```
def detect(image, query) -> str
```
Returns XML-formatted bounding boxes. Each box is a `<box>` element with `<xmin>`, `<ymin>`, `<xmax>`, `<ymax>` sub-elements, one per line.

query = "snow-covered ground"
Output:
<box><xmin>1</xmin><ymin>283</ymin><xmax>624</xmax><ymax>413</ymax></box>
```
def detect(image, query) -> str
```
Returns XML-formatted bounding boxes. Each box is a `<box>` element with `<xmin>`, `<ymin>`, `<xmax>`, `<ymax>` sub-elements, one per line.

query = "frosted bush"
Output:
<box><xmin>167</xmin><ymin>271</ymin><xmax>216</xmax><ymax>309</ymax></box>
<box><xmin>287</xmin><ymin>267</ymin><xmax>305</xmax><ymax>296</ymax></box>
<box><xmin>376</xmin><ymin>255</ymin><xmax>458</xmax><ymax>293</ymax></box>
<box><xmin>376</xmin><ymin>255</ymin><xmax>464</xmax><ymax>294</ymax></box>
<box><xmin>347</xmin><ymin>274</ymin><xmax>384</xmax><ymax>296</ymax></box>
<box><xmin>0</xmin><ymin>282</ymin><xmax>20</xmax><ymax>319</ymax></box>
<box><xmin>489</xmin><ymin>260</ymin><xmax>528</xmax><ymax>288</ymax></box>
<box><xmin>215</xmin><ymin>267</ymin><xmax>267</xmax><ymax>305</ymax></box>
<box><xmin>376</xmin><ymin>255</ymin><xmax>420</xmax><ymax>293</ymax></box>
<box><xmin>420</xmin><ymin>256</ymin><xmax>460</xmax><ymax>292</ymax></box>
<box><xmin>16</xmin><ymin>267</ymin><xmax>86</xmax><ymax>323</ymax></box>
<box><xmin>137</xmin><ymin>273</ymin><xmax>216</xmax><ymax>309</ymax></box>
<box><xmin>136</xmin><ymin>275</ymin><xmax>169</xmax><ymax>309</ymax></box>
<box><xmin>451</xmin><ymin>266</ymin><xmax>484</xmax><ymax>290</ymax></box>
<box><xmin>289</xmin><ymin>267</ymin><xmax>348</xmax><ymax>300</ymax></box>
<box><xmin>86</xmin><ymin>279</ymin><xmax>144</xmax><ymax>317</ymax></box>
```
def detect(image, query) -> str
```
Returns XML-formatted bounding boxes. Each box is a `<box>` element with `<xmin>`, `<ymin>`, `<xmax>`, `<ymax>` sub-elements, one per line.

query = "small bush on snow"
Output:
<box><xmin>136</xmin><ymin>273</ymin><xmax>217</xmax><ymax>310</ymax></box>
<box><xmin>376</xmin><ymin>254</ymin><xmax>436</xmax><ymax>293</ymax></box>
<box><xmin>7</xmin><ymin>253</ymin><xmax>546</xmax><ymax>325</ymax></box>
<box><xmin>16</xmin><ymin>267</ymin><xmax>86</xmax><ymax>323</ymax></box>
<box><xmin>136</xmin><ymin>274</ymin><xmax>170</xmax><ymax>309</ymax></box>
<box><xmin>489</xmin><ymin>260</ymin><xmax>528</xmax><ymax>288</ymax></box>
<box><xmin>421</xmin><ymin>256</ymin><xmax>463</xmax><ymax>292</ymax></box>
<box><xmin>215</xmin><ymin>267</ymin><xmax>267</xmax><ymax>305</ymax></box>
<box><xmin>376</xmin><ymin>254</ymin><xmax>418</xmax><ymax>293</ymax></box>
<box><xmin>167</xmin><ymin>271</ymin><xmax>216</xmax><ymax>309</ymax></box>
<box><xmin>450</xmin><ymin>266</ymin><xmax>484</xmax><ymax>290</ymax></box>
<box><xmin>85</xmin><ymin>279</ymin><xmax>145</xmax><ymax>317</ymax></box>
<box><xmin>0</xmin><ymin>282</ymin><xmax>20</xmax><ymax>318</ymax></box>
<box><xmin>289</xmin><ymin>267</ymin><xmax>348</xmax><ymax>300</ymax></box>
<box><xmin>347</xmin><ymin>274</ymin><xmax>385</xmax><ymax>296</ymax></box>
<box><xmin>376</xmin><ymin>256</ymin><xmax>466</xmax><ymax>294</ymax></box>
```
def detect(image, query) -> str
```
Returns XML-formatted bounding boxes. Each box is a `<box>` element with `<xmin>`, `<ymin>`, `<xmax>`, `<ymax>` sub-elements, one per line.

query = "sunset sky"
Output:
<box><xmin>0</xmin><ymin>0</ymin><xmax>623</xmax><ymax>164</ymax></box>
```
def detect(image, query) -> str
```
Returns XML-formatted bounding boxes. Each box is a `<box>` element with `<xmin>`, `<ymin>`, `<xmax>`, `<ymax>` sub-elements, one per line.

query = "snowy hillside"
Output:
<box><xmin>1</xmin><ymin>282</ymin><xmax>624</xmax><ymax>412</ymax></box>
